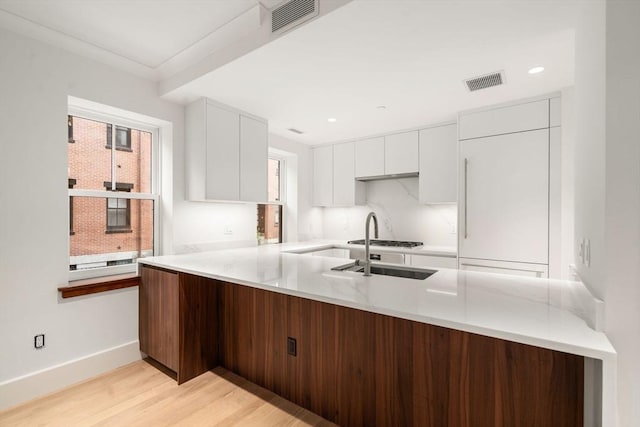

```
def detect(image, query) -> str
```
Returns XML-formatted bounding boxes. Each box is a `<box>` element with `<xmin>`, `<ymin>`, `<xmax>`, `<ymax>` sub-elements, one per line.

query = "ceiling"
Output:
<box><xmin>0</xmin><ymin>0</ymin><xmax>283</xmax><ymax>78</ymax></box>
<box><xmin>0</xmin><ymin>0</ymin><xmax>579</xmax><ymax>145</ymax></box>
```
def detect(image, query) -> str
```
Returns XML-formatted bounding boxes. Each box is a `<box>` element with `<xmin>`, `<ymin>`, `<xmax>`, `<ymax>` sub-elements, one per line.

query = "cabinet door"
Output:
<box><xmin>384</xmin><ymin>131</ymin><xmax>419</xmax><ymax>175</ymax></box>
<box><xmin>459</xmin><ymin>99</ymin><xmax>549</xmax><ymax>140</ymax></box>
<box><xmin>459</xmin><ymin>129</ymin><xmax>549</xmax><ymax>264</ymax></box>
<box><xmin>355</xmin><ymin>137</ymin><xmax>385</xmax><ymax>178</ymax></box>
<box><xmin>409</xmin><ymin>254</ymin><xmax>458</xmax><ymax>269</ymax></box>
<box><xmin>240</xmin><ymin>115</ymin><xmax>267</xmax><ymax>202</ymax></box>
<box><xmin>139</xmin><ymin>266</ymin><xmax>179</xmax><ymax>372</ymax></box>
<box><xmin>333</xmin><ymin>142</ymin><xmax>364</xmax><ymax>206</ymax></box>
<box><xmin>313</xmin><ymin>146</ymin><xmax>333</xmax><ymax>206</ymax></box>
<box><xmin>458</xmin><ymin>258</ymin><xmax>548</xmax><ymax>278</ymax></box>
<box><xmin>206</xmin><ymin>103</ymin><xmax>240</xmax><ymax>200</ymax></box>
<box><xmin>419</xmin><ymin>124</ymin><xmax>457</xmax><ymax>203</ymax></box>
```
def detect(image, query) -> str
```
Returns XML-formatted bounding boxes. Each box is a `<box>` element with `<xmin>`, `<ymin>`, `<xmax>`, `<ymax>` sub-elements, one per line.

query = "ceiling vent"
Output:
<box><xmin>287</xmin><ymin>128</ymin><xmax>304</xmax><ymax>134</ymax></box>
<box><xmin>272</xmin><ymin>0</ymin><xmax>318</xmax><ymax>34</ymax></box>
<box><xmin>464</xmin><ymin>71</ymin><xmax>505</xmax><ymax>92</ymax></box>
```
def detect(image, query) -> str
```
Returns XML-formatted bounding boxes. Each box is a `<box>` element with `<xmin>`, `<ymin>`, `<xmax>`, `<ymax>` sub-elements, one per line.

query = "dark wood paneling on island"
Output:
<box><xmin>140</xmin><ymin>270</ymin><xmax>583</xmax><ymax>426</ymax></box>
<box><xmin>139</xmin><ymin>266</ymin><xmax>218</xmax><ymax>384</ymax></box>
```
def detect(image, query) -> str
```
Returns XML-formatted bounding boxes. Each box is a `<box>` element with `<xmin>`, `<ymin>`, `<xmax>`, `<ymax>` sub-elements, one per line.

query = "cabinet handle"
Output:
<box><xmin>464</xmin><ymin>158</ymin><xmax>468</xmax><ymax>239</ymax></box>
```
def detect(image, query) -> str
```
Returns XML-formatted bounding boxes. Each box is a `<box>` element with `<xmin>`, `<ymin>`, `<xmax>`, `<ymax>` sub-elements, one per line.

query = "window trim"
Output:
<box><xmin>67</xmin><ymin>104</ymin><xmax>161</xmax><ymax>282</ymax></box>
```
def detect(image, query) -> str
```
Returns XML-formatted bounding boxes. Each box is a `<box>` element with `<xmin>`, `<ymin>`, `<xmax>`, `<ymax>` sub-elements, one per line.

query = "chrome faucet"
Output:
<box><xmin>364</xmin><ymin>211</ymin><xmax>379</xmax><ymax>276</ymax></box>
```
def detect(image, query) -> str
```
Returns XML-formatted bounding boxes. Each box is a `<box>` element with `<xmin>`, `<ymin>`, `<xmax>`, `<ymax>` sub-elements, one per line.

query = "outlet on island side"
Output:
<box><xmin>34</xmin><ymin>334</ymin><xmax>45</xmax><ymax>349</ymax></box>
<box><xmin>287</xmin><ymin>337</ymin><xmax>297</xmax><ymax>356</ymax></box>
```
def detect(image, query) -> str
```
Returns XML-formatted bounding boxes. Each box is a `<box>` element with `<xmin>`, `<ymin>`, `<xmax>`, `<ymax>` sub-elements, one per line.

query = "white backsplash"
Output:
<box><xmin>322</xmin><ymin>178</ymin><xmax>457</xmax><ymax>247</ymax></box>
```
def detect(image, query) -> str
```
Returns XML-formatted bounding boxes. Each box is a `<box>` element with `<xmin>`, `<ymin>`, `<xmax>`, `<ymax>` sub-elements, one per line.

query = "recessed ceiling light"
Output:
<box><xmin>528</xmin><ymin>66</ymin><xmax>545</xmax><ymax>74</ymax></box>
<box><xmin>327</xmin><ymin>118</ymin><xmax>337</xmax><ymax>123</ymax></box>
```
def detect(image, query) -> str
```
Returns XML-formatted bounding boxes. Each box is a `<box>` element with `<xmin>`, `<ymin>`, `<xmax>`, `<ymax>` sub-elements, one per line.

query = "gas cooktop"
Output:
<box><xmin>347</xmin><ymin>239</ymin><xmax>424</xmax><ymax>248</ymax></box>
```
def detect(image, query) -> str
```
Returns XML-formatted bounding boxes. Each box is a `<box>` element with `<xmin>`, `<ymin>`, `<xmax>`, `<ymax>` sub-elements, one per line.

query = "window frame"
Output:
<box><xmin>68</xmin><ymin>105</ymin><xmax>160</xmax><ymax>281</ymax></box>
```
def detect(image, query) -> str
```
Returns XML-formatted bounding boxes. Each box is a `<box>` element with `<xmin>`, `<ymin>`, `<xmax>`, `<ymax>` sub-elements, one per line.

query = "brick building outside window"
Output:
<box><xmin>68</xmin><ymin>114</ymin><xmax>155</xmax><ymax>273</ymax></box>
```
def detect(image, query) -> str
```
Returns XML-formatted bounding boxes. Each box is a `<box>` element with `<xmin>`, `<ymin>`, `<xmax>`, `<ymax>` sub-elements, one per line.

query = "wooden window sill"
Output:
<box><xmin>59</xmin><ymin>273</ymin><xmax>140</xmax><ymax>298</ymax></box>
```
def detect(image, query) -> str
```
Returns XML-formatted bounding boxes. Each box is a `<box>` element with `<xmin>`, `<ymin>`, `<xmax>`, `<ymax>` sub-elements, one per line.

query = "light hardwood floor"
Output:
<box><xmin>0</xmin><ymin>360</ymin><xmax>336</xmax><ymax>426</ymax></box>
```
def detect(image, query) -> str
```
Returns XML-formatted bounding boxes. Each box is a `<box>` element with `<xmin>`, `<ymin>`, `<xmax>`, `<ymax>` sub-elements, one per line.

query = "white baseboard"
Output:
<box><xmin>0</xmin><ymin>341</ymin><xmax>141</xmax><ymax>412</ymax></box>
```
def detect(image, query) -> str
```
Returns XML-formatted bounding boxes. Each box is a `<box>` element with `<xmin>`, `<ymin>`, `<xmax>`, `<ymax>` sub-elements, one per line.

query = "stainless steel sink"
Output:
<box><xmin>331</xmin><ymin>261</ymin><xmax>436</xmax><ymax>280</ymax></box>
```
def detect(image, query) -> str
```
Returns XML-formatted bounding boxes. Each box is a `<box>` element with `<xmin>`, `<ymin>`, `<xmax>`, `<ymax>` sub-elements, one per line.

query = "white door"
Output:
<box><xmin>459</xmin><ymin>128</ymin><xmax>549</xmax><ymax>264</ymax></box>
<box><xmin>206</xmin><ymin>103</ymin><xmax>239</xmax><ymax>200</ymax></box>
<box><xmin>385</xmin><ymin>131</ymin><xmax>419</xmax><ymax>175</ymax></box>
<box><xmin>239</xmin><ymin>115</ymin><xmax>267</xmax><ymax>202</ymax></box>
<box><xmin>313</xmin><ymin>146</ymin><xmax>333</xmax><ymax>206</ymax></box>
<box><xmin>333</xmin><ymin>142</ymin><xmax>356</xmax><ymax>206</ymax></box>
<box><xmin>419</xmin><ymin>124</ymin><xmax>457</xmax><ymax>204</ymax></box>
<box><xmin>354</xmin><ymin>137</ymin><xmax>385</xmax><ymax>178</ymax></box>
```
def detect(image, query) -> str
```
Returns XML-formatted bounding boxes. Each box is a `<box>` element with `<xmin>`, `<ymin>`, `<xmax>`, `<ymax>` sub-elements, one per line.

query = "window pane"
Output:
<box><xmin>268</xmin><ymin>158</ymin><xmax>280</xmax><ymax>202</ymax></box>
<box><xmin>70</xmin><ymin>197</ymin><xmax>154</xmax><ymax>271</ymax></box>
<box><xmin>68</xmin><ymin>116</ymin><xmax>152</xmax><ymax>193</ymax></box>
<box><xmin>107</xmin><ymin>198</ymin><xmax>118</xmax><ymax>208</ymax></box>
<box><xmin>257</xmin><ymin>204</ymin><xmax>281</xmax><ymax>245</ymax></box>
<box><xmin>67</xmin><ymin>116</ymin><xmax>112</xmax><ymax>191</ymax></box>
<box><xmin>115</xmin><ymin>129</ymin><xmax>152</xmax><ymax>193</ymax></box>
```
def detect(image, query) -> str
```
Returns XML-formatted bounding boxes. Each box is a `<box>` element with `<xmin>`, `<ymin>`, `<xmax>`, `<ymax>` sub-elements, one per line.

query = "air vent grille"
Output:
<box><xmin>288</xmin><ymin>128</ymin><xmax>304</xmax><ymax>134</ymax></box>
<box><xmin>464</xmin><ymin>71</ymin><xmax>505</xmax><ymax>92</ymax></box>
<box><xmin>272</xmin><ymin>0</ymin><xmax>317</xmax><ymax>34</ymax></box>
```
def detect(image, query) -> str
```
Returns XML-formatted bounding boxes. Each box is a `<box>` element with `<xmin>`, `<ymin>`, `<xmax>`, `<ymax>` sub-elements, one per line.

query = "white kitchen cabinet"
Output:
<box><xmin>354</xmin><ymin>137</ymin><xmax>385</xmax><ymax>178</ymax></box>
<box><xmin>550</xmin><ymin>97</ymin><xmax>561</xmax><ymax>127</ymax></box>
<box><xmin>419</xmin><ymin>124</ymin><xmax>457</xmax><ymax>204</ymax></box>
<box><xmin>458</xmin><ymin>258</ymin><xmax>548</xmax><ymax>278</ymax></box>
<box><xmin>459</xmin><ymin>128</ymin><xmax>549</xmax><ymax>265</ymax></box>
<box><xmin>333</xmin><ymin>142</ymin><xmax>365</xmax><ymax>206</ymax></box>
<box><xmin>384</xmin><ymin>131</ymin><xmax>419</xmax><ymax>175</ymax></box>
<box><xmin>458</xmin><ymin>99</ymin><xmax>549</xmax><ymax>140</ymax></box>
<box><xmin>409</xmin><ymin>254</ymin><xmax>458</xmax><ymax>269</ymax></box>
<box><xmin>312</xmin><ymin>145</ymin><xmax>333</xmax><ymax>207</ymax></box>
<box><xmin>240</xmin><ymin>115</ymin><xmax>267</xmax><ymax>202</ymax></box>
<box><xmin>185</xmin><ymin>98</ymin><xmax>268</xmax><ymax>202</ymax></box>
<box><xmin>313</xmin><ymin>143</ymin><xmax>364</xmax><ymax>207</ymax></box>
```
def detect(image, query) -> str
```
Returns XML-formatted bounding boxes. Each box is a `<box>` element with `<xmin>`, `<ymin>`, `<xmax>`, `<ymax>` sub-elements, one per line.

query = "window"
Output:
<box><xmin>104</xmin><ymin>182</ymin><xmax>133</xmax><ymax>233</ymax></box>
<box><xmin>68</xmin><ymin>116</ymin><xmax>74</xmax><ymax>143</ymax></box>
<box><xmin>67</xmin><ymin>108</ymin><xmax>157</xmax><ymax>278</ymax></box>
<box><xmin>257</xmin><ymin>157</ymin><xmax>283</xmax><ymax>245</ymax></box>
<box><xmin>68</xmin><ymin>179</ymin><xmax>76</xmax><ymax>235</ymax></box>
<box><xmin>106</xmin><ymin>124</ymin><xmax>132</xmax><ymax>151</ymax></box>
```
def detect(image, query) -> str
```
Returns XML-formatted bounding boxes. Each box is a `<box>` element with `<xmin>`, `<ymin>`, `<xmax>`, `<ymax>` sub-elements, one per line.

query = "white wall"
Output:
<box><xmin>269</xmin><ymin>133</ymin><xmax>323</xmax><ymax>242</ymax></box>
<box><xmin>322</xmin><ymin>178</ymin><xmax>457</xmax><ymax>247</ymax></box>
<box><xmin>603</xmin><ymin>1</ymin><xmax>640</xmax><ymax>424</ymax></box>
<box><xmin>0</xmin><ymin>27</ymin><xmax>183</xmax><ymax>407</ymax></box>
<box><xmin>573</xmin><ymin>0</ymin><xmax>607</xmax><ymax>297</ymax></box>
<box><xmin>573</xmin><ymin>1</ymin><xmax>640</xmax><ymax>424</ymax></box>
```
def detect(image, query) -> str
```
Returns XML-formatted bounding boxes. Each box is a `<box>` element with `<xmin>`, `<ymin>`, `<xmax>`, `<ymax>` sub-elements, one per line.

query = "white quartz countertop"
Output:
<box><xmin>138</xmin><ymin>242</ymin><xmax>614</xmax><ymax>360</ymax></box>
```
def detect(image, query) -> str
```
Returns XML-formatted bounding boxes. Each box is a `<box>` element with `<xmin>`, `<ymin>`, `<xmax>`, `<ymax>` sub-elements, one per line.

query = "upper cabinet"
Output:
<box><xmin>458</xmin><ymin>99</ymin><xmax>549</xmax><ymax>140</ymax></box>
<box><xmin>312</xmin><ymin>145</ymin><xmax>333</xmax><ymax>207</ymax></box>
<box><xmin>354</xmin><ymin>132</ymin><xmax>418</xmax><ymax>178</ymax></box>
<box><xmin>354</xmin><ymin>137</ymin><xmax>385</xmax><ymax>178</ymax></box>
<box><xmin>419</xmin><ymin>124</ymin><xmax>457</xmax><ymax>204</ymax></box>
<box><xmin>385</xmin><ymin>131</ymin><xmax>419</xmax><ymax>175</ymax></box>
<box><xmin>313</xmin><ymin>143</ymin><xmax>365</xmax><ymax>207</ymax></box>
<box><xmin>186</xmin><ymin>98</ymin><xmax>267</xmax><ymax>202</ymax></box>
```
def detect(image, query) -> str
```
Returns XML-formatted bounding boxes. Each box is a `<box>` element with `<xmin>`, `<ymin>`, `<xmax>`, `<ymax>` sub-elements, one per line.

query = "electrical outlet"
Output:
<box><xmin>34</xmin><ymin>334</ymin><xmax>45</xmax><ymax>349</ymax></box>
<box><xmin>585</xmin><ymin>238</ymin><xmax>591</xmax><ymax>267</ymax></box>
<box><xmin>287</xmin><ymin>337</ymin><xmax>297</xmax><ymax>356</ymax></box>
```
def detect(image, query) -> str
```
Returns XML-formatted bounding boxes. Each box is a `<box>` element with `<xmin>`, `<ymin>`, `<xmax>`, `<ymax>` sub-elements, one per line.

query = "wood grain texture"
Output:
<box><xmin>58</xmin><ymin>274</ymin><xmax>139</xmax><ymax>298</ymax></box>
<box><xmin>178</xmin><ymin>273</ymin><xmax>219</xmax><ymax>384</ymax></box>
<box><xmin>0</xmin><ymin>360</ymin><xmax>336</xmax><ymax>426</ymax></box>
<box><xmin>139</xmin><ymin>265</ymin><xmax>179</xmax><ymax>371</ymax></box>
<box><xmin>217</xmin><ymin>282</ymin><xmax>583</xmax><ymax>427</ymax></box>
